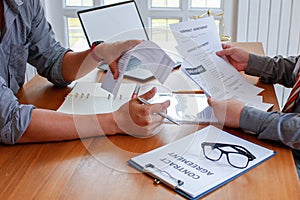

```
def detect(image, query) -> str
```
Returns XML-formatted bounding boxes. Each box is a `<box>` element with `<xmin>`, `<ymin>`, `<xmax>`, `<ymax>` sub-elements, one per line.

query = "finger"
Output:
<box><xmin>126</xmin><ymin>40</ymin><xmax>143</xmax><ymax>49</ymax></box>
<box><xmin>207</xmin><ymin>97</ymin><xmax>212</xmax><ymax>106</ymax></box>
<box><xmin>139</xmin><ymin>87</ymin><xmax>157</xmax><ymax>100</ymax></box>
<box><xmin>148</xmin><ymin>100</ymin><xmax>171</xmax><ymax>115</ymax></box>
<box><xmin>207</xmin><ymin>97</ymin><xmax>219</xmax><ymax>107</ymax></box>
<box><xmin>120</xmin><ymin>40</ymin><xmax>143</xmax><ymax>54</ymax></box>
<box><xmin>160</xmin><ymin>100</ymin><xmax>171</xmax><ymax>111</ymax></box>
<box><xmin>108</xmin><ymin>60</ymin><xmax>119</xmax><ymax>79</ymax></box>
<box><xmin>216</xmin><ymin>47</ymin><xmax>235</xmax><ymax>57</ymax></box>
<box><xmin>221</xmin><ymin>43</ymin><xmax>232</xmax><ymax>49</ymax></box>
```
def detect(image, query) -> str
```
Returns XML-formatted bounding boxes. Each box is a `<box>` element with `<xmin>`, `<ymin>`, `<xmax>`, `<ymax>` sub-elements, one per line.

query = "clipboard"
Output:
<box><xmin>128</xmin><ymin>125</ymin><xmax>276</xmax><ymax>199</ymax></box>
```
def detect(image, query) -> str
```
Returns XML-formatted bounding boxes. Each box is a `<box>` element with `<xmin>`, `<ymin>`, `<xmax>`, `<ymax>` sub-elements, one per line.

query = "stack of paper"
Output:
<box><xmin>169</xmin><ymin>17</ymin><xmax>273</xmax><ymax>111</ymax></box>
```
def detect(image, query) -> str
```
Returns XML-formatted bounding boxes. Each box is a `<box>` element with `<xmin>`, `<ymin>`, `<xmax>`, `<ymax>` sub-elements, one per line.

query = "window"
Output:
<box><xmin>147</xmin><ymin>0</ymin><xmax>224</xmax><ymax>51</ymax></box>
<box><xmin>191</xmin><ymin>0</ymin><xmax>221</xmax><ymax>8</ymax></box>
<box><xmin>151</xmin><ymin>0</ymin><xmax>180</xmax><ymax>8</ymax></box>
<box><xmin>51</xmin><ymin>0</ymin><xmax>224</xmax><ymax>51</ymax></box>
<box><xmin>66</xmin><ymin>0</ymin><xmax>93</xmax><ymax>7</ymax></box>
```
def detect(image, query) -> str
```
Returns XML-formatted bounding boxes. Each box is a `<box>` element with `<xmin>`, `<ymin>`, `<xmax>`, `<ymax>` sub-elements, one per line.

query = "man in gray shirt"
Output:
<box><xmin>209</xmin><ymin>43</ymin><xmax>300</xmax><ymax>178</ymax></box>
<box><xmin>0</xmin><ymin>0</ymin><xmax>170</xmax><ymax>144</ymax></box>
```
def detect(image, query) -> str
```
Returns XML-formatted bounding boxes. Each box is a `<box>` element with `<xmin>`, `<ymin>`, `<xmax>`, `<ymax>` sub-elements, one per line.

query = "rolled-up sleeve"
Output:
<box><xmin>240</xmin><ymin>106</ymin><xmax>300</xmax><ymax>150</ymax></box>
<box><xmin>0</xmin><ymin>77</ymin><xmax>34</xmax><ymax>144</ymax></box>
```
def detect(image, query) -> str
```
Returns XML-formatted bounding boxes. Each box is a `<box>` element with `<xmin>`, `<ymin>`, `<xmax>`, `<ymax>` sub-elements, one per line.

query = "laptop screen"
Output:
<box><xmin>78</xmin><ymin>1</ymin><xmax>149</xmax><ymax>47</ymax></box>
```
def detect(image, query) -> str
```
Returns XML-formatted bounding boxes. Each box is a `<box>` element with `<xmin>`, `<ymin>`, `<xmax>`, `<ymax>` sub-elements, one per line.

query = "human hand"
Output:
<box><xmin>207</xmin><ymin>97</ymin><xmax>245</xmax><ymax>128</ymax></box>
<box><xmin>216</xmin><ymin>43</ymin><xmax>250</xmax><ymax>71</ymax></box>
<box><xmin>113</xmin><ymin>87</ymin><xmax>170</xmax><ymax>137</ymax></box>
<box><xmin>94</xmin><ymin>40</ymin><xmax>142</xmax><ymax>79</ymax></box>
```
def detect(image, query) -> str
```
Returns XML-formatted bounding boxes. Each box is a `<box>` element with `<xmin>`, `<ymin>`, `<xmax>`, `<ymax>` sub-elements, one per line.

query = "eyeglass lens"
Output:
<box><xmin>203</xmin><ymin>145</ymin><xmax>250</xmax><ymax>168</ymax></box>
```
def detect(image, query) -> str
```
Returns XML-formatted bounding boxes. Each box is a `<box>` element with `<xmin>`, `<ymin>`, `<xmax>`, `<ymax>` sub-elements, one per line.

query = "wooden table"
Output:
<box><xmin>1</xmin><ymin>43</ymin><xmax>299</xmax><ymax>199</ymax></box>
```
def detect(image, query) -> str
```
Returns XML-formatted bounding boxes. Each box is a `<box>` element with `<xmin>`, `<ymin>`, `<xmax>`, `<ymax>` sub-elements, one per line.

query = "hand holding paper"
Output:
<box><xmin>169</xmin><ymin>17</ymin><xmax>273</xmax><ymax>111</ymax></box>
<box><xmin>101</xmin><ymin>41</ymin><xmax>175</xmax><ymax>96</ymax></box>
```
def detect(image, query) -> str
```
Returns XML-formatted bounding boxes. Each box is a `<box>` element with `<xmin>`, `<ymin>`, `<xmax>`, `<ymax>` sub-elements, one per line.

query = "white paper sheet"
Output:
<box><xmin>101</xmin><ymin>41</ymin><xmax>175</xmax><ymax>96</ymax></box>
<box><xmin>170</xmin><ymin>17</ymin><xmax>272</xmax><ymax>110</ymax></box>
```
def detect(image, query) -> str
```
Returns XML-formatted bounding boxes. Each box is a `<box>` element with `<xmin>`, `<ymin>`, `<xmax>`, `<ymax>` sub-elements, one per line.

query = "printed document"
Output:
<box><xmin>169</xmin><ymin>17</ymin><xmax>272</xmax><ymax>110</ymax></box>
<box><xmin>101</xmin><ymin>41</ymin><xmax>175</xmax><ymax>96</ymax></box>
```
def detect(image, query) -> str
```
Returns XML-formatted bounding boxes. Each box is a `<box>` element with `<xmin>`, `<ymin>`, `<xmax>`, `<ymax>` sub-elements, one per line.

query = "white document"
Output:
<box><xmin>169</xmin><ymin>16</ymin><xmax>222</xmax><ymax>54</ymax></box>
<box><xmin>170</xmin><ymin>17</ymin><xmax>272</xmax><ymax>110</ymax></box>
<box><xmin>101</xmin><ymin>41</ymin><xmax>175</xmax><ymax>96</ymax></box>
<box><xmin>179</xmin><ymin>48</ymin><xmax>263</xmax><ymax>99</ymax></box>
<box><xmin>129</xmin><ymin>125</ymin><xmax>276</xmax><ymax>199</ymax></box>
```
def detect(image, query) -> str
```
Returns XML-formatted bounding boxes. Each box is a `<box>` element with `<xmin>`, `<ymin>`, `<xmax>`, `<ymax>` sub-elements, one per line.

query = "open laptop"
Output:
<box><xmin>78</xmin><ymin>0</ymin><xmax>156</xmax><ymax>81</ymax></box>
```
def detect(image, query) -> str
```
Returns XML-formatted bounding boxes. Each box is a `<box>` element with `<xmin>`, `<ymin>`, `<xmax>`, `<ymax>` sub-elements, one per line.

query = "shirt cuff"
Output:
<box><xmin>50</xmin><ymin>49</ymin><xmax>72</xmax><ymax>87</ymax></box>
<box><xmin>0</xmin><ymin>104</ymin><xmax>35</xmax><ymax>144</ymax></box>
<box><xmin>245</xmin><ymin>54</ymin><xmax>270</xmax><ymax>77</ymax></box>
<box><xmin>240</xmin><ymin>106</ymin><xmax>269</xmax><ymax>134</ymax></box>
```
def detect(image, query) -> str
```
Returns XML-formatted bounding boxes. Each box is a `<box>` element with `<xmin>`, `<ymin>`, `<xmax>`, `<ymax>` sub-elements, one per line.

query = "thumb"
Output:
<box><xmin>207</xmin><ymin>97</ymin><xmax>219</xmax><ymax>107</ymax></box>
<box><xmin>216</xmin><ymin>48</ymin><xmax>235</xmax><ymax>57</ymax></box>
<box><xmin>207</xmin><ymin>97</ymin><xmax>212</xmax><ymax>106</ymax></box>
<box><xmin>109</xmin><ymin>61</ymin><xmax>119</xmax><ymax>80</ymax></box>
<box><xmin>138</xmin><ymin>87</ymin><xmax>171</xmax><ymax>113</ymax></box>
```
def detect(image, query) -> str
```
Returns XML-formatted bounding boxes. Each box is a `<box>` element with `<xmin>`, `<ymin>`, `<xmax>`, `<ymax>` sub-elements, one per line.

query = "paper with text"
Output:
<box><xmin>101</xmin><ymin>41</ymin><xmax>175</xmax><ymax>96</ymax></box>
<box><xmin>170</xmin><ymin>17</ymin><xmax>272</xmax><ymax>110</ymax></box>
<box><xmin>169</xmin><ymin>16</ymin><xmax>222</xmax><ymax>54</ymax></box>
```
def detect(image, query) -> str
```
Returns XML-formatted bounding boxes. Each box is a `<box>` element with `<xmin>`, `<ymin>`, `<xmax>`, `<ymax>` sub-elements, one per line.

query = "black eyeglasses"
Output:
<box><xmin>201</xmin><ymin>142</ymin><xmax>256</xmax><ymax>169</ymax></box>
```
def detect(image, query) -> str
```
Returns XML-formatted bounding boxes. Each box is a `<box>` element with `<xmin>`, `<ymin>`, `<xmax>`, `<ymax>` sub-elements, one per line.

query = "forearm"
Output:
<box><xmin>62</xmin><ymin>49</ymin><xmax>99</xmax><ymax>82</ymax></box>
<box><xmin>240</xmin><ymin>106</ymin><xmax>300</xmax><ymax>150</ymax></box>
<box><xmin>62</xmin><ymin>43</ymin><xmax>110</xmax><ymax>82</ymax></box>
<box><xmin>246</xmin><ymin>54</ymin><xmax>300</xmax><ymax>87</ymax></box>
<box><xmin>18</xmin><ymin>108</ymin><xmax>120</xmax><ymax>143</ymax></box>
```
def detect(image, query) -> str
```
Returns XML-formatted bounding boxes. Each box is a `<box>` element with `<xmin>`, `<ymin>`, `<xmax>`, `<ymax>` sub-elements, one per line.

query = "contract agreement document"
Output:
<box><xmin>170</xmin><ymin>17</ymin><xmax>273</xmax><ymax>111</ymax></box>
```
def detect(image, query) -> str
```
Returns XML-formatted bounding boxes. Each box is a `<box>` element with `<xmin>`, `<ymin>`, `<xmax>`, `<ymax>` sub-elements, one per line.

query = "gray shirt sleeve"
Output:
<box><xmin>0</xmin><ymin>77</ymin><xmax>34</xmax><ymax>144</ymax></box>
<box><xmin>246</xmin><ymin>54</ymin><xmax>300</xmax><ymax>87</ymax></box>
<box><xmin>240</xmin><ymin>54</ymin><xmax>300</xmax><ymax>150</ymax></box>
<box><xmin>0</xmin><ymin>1</ymin><xmax>72</xmax><ymax>145</ymax></box>
<box><xmin>240</xmin><ymin>106</ymin><xmax>300</xmax><ymax>150</ymax></box>
<box><xmin>26</xmin><ymin>0</ymin><xmax>71</xmax><ymax>87</ymax></box>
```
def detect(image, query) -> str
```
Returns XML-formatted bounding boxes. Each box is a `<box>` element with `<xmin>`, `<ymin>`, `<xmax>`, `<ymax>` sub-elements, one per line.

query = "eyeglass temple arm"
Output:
<box><xmin>201</xmin><ymin>142</ymin><xmax>256</xmax><ymax>160</ymax></box>
<box><xmin>231</xmin><ymin>145</ymin><xmax>256</xmax><ymax>160</ymax></box>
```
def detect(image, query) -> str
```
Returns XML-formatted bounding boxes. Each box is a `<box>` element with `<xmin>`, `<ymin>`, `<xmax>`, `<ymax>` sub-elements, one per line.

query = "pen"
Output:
<box><xmin>131</xmin><ymin>84</ymin><xmax>140</xmax><ymax>99</ymax></box>
<box><xmin>137</xmin><ymin>97</ymin><xmax>180</xmax><ymax>126</ymax></box>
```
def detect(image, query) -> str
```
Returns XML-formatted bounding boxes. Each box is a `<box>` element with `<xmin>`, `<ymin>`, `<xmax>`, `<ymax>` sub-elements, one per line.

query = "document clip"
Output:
<box><xmin>144</xmin><ymin>163</ymin><xmax>184</xmax><ymax>189</ymax></box>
